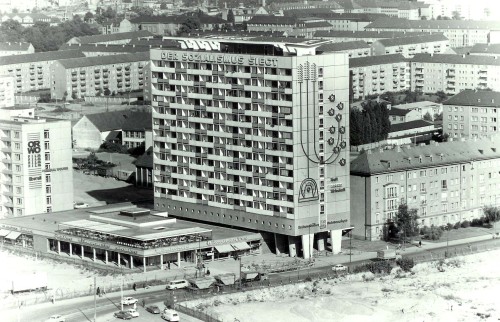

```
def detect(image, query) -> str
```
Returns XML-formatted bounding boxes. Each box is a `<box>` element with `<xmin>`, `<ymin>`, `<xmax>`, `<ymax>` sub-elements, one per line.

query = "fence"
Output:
<box><xmin>175</xmin><ymin>304</ymin><xmax>223</xmax><ymax>322</ymax></box>
<box><xmin>84</xmin><ymin>96</ymin><xmax>137</xmax><ymax>105</ymax></box>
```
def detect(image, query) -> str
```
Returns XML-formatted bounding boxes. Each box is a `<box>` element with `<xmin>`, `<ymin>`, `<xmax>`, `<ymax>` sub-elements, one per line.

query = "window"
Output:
<box><xmin>44</xmin><ymin>142</ymin><xmax>50</xmax><ymax>150</ymax></box>
<box><xmin>16</xmin><ymin>198</ymin><xmax>22</xmax><ymax>205</ymax></box>
<box><xmin>441</xmin><ymin>180</ymin><xmax>447</xmax><ymax>190</ymax></box>
<box><xmin>46</xmin><ymin>185</ymin><xmax>51</xmax><ymax>194</ymax></box>
<box><xmin>44</xmin><ymin>130</ymin><xmax>49</xmax><ymax>139</ymax></box>
<box><xmin>45</xmin><ymin>174</ymin><xmax>51</xmax><ymax>183</ymax></box>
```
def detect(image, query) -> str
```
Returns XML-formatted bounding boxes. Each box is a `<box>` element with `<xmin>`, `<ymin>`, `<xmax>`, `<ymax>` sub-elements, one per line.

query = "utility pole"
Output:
<box><xmin>446</xmin><ymin>217</ymin><xmax>450</xmax><ymax>257</ymax></box>
<box><xmin>93</xmin><ymin>276</ymin><xmax>97</xmax><ymax>322</ymax></box>
<box><xmin>120</xmin><ymin>275</ymin><xmax>124</xmax><ymax>311</ymax></box>
<box><xmin>349</xmin><ymin>231</ymin><xmax>352</xmax><ymax>264</ymax></box>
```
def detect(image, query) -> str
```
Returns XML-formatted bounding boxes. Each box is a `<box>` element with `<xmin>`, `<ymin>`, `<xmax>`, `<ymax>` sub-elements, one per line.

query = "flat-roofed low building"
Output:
<box><xmin>0</xmin><ymin>50</ymin><xmax>85</xmax><ymax>94</ymax></box>
<box><xmin>66</xmin><ymin>30</ymin><xmax>154</xmax><ymax>45</ymax></box>
<box><xmin>410</xmin><ymin>54</ymin><xmax>500</xmax><ymax>95</ymax></box>
<box><xmin>0</xmin><ymin>203</ymin><xmax>262</xmax><ymax>270</ymax></box>
<box><xmin>350</xmin><ymin>54</ymin><xmax>410</xmax><ymax>100</ymax></box>
<box><xmin>350</xmin><ymin>138</ymin><xmax>500</xmax><ymax>240</ymax></box>
<box><xmin>443</xmin><ymin>90</ymin><xmax>500</xmax><ymax>140</ymax></box>
<box><xmin>50</xmin><ymin>52</ymin><xmax>150</xmax><ymax>100</ymax></box>
<box><xmin>388</xmin><ymin>120</ymin><xmax>436</xmax><ymax>141</ymax></box>
<box><xmin>392</xmin><ymin>101</ymin><xmax>443</xmax><ymax>121</ymax></box>
<box><xmin>371</xmin><ymin>34</ymin><xmax>452</xmax><ymax>58</ymax></box>
<box><xmin>388</xmin><ymin>107</ymin><xmax>422</xmax><ymax>125</ymax></box>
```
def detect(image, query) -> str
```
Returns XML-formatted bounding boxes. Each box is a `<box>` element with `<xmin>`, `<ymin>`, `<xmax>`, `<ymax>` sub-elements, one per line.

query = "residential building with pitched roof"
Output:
<box><xmin>443</xmin><ymin>90</ymin><xmax>500</xmax><ymax>140</ymax></box>
<box><xmin>72</xmin><ymin>110</ymin><xmax>132</xmax><ymax>149</ymax></box>
<box><xmin>101</xmin><ymin>18</ymin><xmax>134</xmax><ymax>35</ymax></box>
<box><xmin>315</xmin><ymin>40</ymin><xmax>370</xmax><ymax>58</ymax></box>
<box><xmin>371</xmin><ymin>34</ymin><xmax>452</xmax><ymax>58</ymax></box>
<box><xmin>121</xmin><ymin>110</ymin><xmax>153</xmax><ymax>149</ymax></box>
<box><xmin>410</xmin><ymin>54</ymin><xmax>500</xmax><ymax>95</ymax></box>
<box><xmin>350</xmin><ymin>138</ymin><xmax>500</xmax><ymax>240</ymax></box>
<box><xmin>0</xmin><ymin>13</ymin><xmax>51</xmax><ymax>26</ymax></box>
<box><xmin>392</xmin><ymin>101</ymin><xmax>443</xmax><ymax>121</ymax></box>
<box><xmin>469</xmin><ymin>44</ymin><xmax>500</xmax><ymax>59</ymax></box>
<box><xmin>365</xmin><ymin>18</ymin><xmax>500</xmax><ymax>47</ymax></box>
<box><xmin>246</xmin><ymin>15</ymin><xmax>298</xmax><ymax>33</ymax></box>
<box><xmin>66</xmin><ymin>30</ymin><xmax>154</xmax><ymax>45</ymax></box>
<box><xmin>313</xmin><ymin>30</ymin><xmax>434</xmax><ymax>44</ymax></box>
<box><xmin>388</xmin><ymin>107</ymin><xmax>421</xmax><ymax>125</ymax></box>
<box><xmin>0</xmin><ymin>42</ymin><xmax>34</xmax><ymax>57</ymax></box>
<box><xmin>349</xmin><ymin>54</ymin><xmax>410</xmax><ymax>100</ymax></box>
<box><xmin>50</xmin><ymin>52</ymin><xmax>150</xmax><ymax>101</ymax></box>
<box><xmin>0</xmin><ymin>50</ymin><xmax>85</xmax><ymax>94</ymax></box>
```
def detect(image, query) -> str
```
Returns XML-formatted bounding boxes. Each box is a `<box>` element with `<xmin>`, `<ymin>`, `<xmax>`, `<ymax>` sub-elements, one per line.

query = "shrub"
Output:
<box><xmin>453</xmin><ymin>222</ymin><xmax>461</xmax><ymax>229</ymax></box>
<box><xmin>446</xmin><ymin>223</ymin><xmax>453</xmax><ymax>230</ymax></box>
<box><xmin>396</xmin><ymin>258</ymin><xmax>415</xmax><ymax>272</ymax></box>
<box><xmin>425</xmin><ymin>226</ymin><xmax>443</xmax><ymax>240</ymax></box>
<box><xmin>471</xmin><ymin>218</ymin><xmax>484</xmax><ymax>227</ymax></box>
<box><xmin>420</xmin><ymin>226</ymin><xmax>430</xmax><ymax>236</ymax></box>
<box><xmin>461</xmin><ymin>220</ymin><xmax>470</xmax><ymax>228</ymax></box>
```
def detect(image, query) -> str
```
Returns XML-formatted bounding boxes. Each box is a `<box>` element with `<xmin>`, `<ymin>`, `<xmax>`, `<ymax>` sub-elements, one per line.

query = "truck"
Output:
<box><xmin>11</xmin><ymin>272</ymin><xmax>48</xmax><ymax>293</ymax></box>
<box><xmin>376</xmin><ymin>250</ymin><xmax>402</xmax><ymax>261</ymax></box>
<box><xmin>237</xmin><ymin>270</ymin><xmax>269</xmax><ymax>284</ymax></box>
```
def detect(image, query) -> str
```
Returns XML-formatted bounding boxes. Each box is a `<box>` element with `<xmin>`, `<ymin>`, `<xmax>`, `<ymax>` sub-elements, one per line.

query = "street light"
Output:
<box><xmin>234</xmin><ymin>254</ymin><xmax>242</xmax><ymax>289</ymax></box>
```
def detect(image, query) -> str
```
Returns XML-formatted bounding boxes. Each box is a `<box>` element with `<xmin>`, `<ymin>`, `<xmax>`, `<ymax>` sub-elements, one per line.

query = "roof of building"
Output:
<box><xmin>376</xmin><ymin>34</ymin><xmax>448</xmax><ymax>47</ymax></box>
<box><xmin>443</xmin><ymin>90</ymin><xmax>500</xmax><ymax>107</ymax></box>
<box><xmin>0</xmin><ymin>50</ymin><xmax>85</xmax><ymax>66</ymax></box>
<box><xmin>469</xmin><ymin>43</ymin><xmax>500</xmax><ymax>55</ymax></box>
<box><xmin>411</xmin><ymin>53</ymin><xmax>500</xmax><ymax>66</ymax></box>
<box><xmin>389</xmin><ymin>119</ymin><xmax>433</xmax><ymax>133</ymax></box>
<box><xmin>57</xmin><ymin>52</ymin><xmax>148</xmax><ymax>69</ymax></box>
<box><xmin>388</xmin><ymin>107</ymin><xmax>411</xmax><ymax>116</ymax></box>
<box><xmin>70</xmin><ymin>30</ymin><xmax>153</xmax><ymax>44</ymax></box>
<box><xmin>128</xmin><ymin>38</ymin><xmax>181</xmax><ymax>47</ymax></box>
<box><xmin>301</xmin><ymin>21</ymin><xmax>332</xmax><ymax>28</ymax></box>
<box><xmin>0</xmin><ymin>42</ymin><xmax>32</xmax><ymax>51</ymax></box>
<box><xmin>81</xmin><ymin>110</ymin><xmax>132</xmax><ymax>132</ymax></box>
<box><xmin>366</xmin><ymin>17</ymin><xmax>500</xmax><ymax>30</ymax></box>
<box><xmin>247</xmin><ymin>15</ymin><xmax>297</xmax><ymax>25</ymax></box>
<box><xmin>349</xmin><ymin>53</ymin><xmax>406</xmax><ymax>68</ymax></box>
<box><xmin>351</xmin><ymin>138</ymin><xmax>500</xmax><ymax>175</ymax></box>
<box><xmin>122</xmin><ymin>111</ymin><xmax>152</xmax><ymax>131</ymax></box>
<box><xmin>393</xmin><ymin>101</ymin><xmax>442</xmax><ymax>110</ymax></box>
<box><xmin>129</xmin><ymin>15</ymin><xmax>184</xmax><ymax>24</ymax></box>
<box><xmin>59</xmin><ymin>43</ymin><xmax>152</xmax><ymax>53</ymax></box>
<box><xmin>135</xmin><ymin>147</ymin><xmax>153</xmax><ymax>168</ymax></box>
<box><xmin>316</xmin><ymin>40</ymin><xmax>370</xmax><ymax>53</ymax></box>
<box><xmin>314</xmin><ymin>30</ymin><xmax>432</xmax><ymax>39</ymax></box>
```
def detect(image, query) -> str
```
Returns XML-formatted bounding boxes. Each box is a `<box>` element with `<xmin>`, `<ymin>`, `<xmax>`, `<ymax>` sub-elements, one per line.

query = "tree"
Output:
<box><xmin>452</xmin><ymin>10</ymin><xmax>462</xmax><ymax>20</ymax></box>
<box><xmin>0</xmin><ymin>20</ymin><xmax>24</xmax><ymax>42</ymax></box>
<box><xmin>84</xmin><ymin>11</ymin><xmax>94</xmax><ymax>22</ymax></box>
<box><xmin>130</xmin><ymin>6</ymin><xmax>154</xmax><ymax>16</ymax></box>
<box><xmin>179</xmin><ymin>16</ymin><xmax>201</xmax><ymax>34</ymax></box>
<box><xmin>394</xmin><ymin>204</ymin><xmax>419</xmax><ymax>242</ymax></box>
<box><xmin>403</xmin><ymin>90</ymin><xmax>418</xmax><ymax>103</ymax></box>
<box><xmin>483</xmin><ymin>206</ymin><xmax>500</xmax><ymax>232</ymax></box>
<box><xmin>423</xmin><ymin>112</ymin><xmax>433</xmax><ymax>121</ymax></box>
<box><xmin>435</xmin><ymin>90</ymin><xmax>447</xmax><ymax>103</ymax></box>
<box><xmin>227</xmin><ymin>9</ymin><xmax>235</xmax><ymax>25</ymax></box>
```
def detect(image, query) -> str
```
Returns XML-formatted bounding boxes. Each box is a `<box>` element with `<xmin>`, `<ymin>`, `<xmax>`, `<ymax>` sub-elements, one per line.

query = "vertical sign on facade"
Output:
<box><xmin>27</xmin><ymin>133</ymin><xmax>42</xmax><ymax>189</ymax></box>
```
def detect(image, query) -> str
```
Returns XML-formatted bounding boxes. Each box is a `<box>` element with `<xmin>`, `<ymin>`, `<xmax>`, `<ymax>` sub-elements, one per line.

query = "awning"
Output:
<box><xmin>231</xmin><ymin>242</ymin><xmax>250</xmax><ymax>251</ymax></box>
<box><xmin>0</xmin><ymin>229</ymin><xmax>11</xmax><ymax>237</ymax></box>
<box><xmin>214</xmin><ymin>244</ymin><xmax>234</xmax><ymax>253</ymax></box>
<box><xmin>5</xmin><ymin>231</ymin><xmax>22</xmax><ymax>240</ymax></box>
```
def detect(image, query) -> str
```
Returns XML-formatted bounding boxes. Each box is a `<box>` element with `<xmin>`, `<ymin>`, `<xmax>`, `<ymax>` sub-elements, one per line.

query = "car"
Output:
<box><xmin>161</xmin><ymin>309</ymin><xmax>180</xmax><ymax>322</ymax></box>
<box><xmin>45</xmin><ymin>315</ymin><xmax>65</xmax><ymax>322</ymax></box>
<box><xmin>125</xmin><ymin>309</ymin><xmax>139</xmax><ymax>318</ymax></box>
<box><xmin>166</xmin><ymin>279</ymin><xmax>189</xmax><ymax>290</ymax></box>
<box><xmin>74</xmin><ymin>202</ymin><xmax>89</xmax><ymax>209</ymax></box>
<box><xmin>146</xmin><ymin>305</ymin><xmax>161</xmax><ymax>314</ymax></box>
<box><xmin>114</xmin><ymin>311</ymin><xmax>133</xmax><ymax>320</ymax></box>
<box><xmin>332</xmin><ymin>264</ymin><xmax>347</xmax><ymax>272</ymax></box>
<box><xmin>121</xmin><ymin>297</ymin><xmax>138</xmax><ymax>305</ymax></box>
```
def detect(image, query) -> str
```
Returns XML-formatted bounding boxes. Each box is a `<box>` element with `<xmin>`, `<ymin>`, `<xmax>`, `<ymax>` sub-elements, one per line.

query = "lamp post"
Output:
<box><xmin>349</xmin><ymin>231</ymin><xmax>352</xmax><ymax>264</ymax></box>
<box><xmin>120</xmin><ymin>275</ymin><xmax>124</xmax><ymax>311</ymax></box>
<box><xmin>234</xmin><ymin>254</ymin><xmax>242</xmax><ymax>289</ymax></box>
<box><xmin>446</xmin><ymin>217</ymin><xmax>450</xmax><ymax>258</ymax></box>
<box><xmin>93</xmin><ymin>276</ymin><xmax>97</xmax><ymax>322</ymax></box>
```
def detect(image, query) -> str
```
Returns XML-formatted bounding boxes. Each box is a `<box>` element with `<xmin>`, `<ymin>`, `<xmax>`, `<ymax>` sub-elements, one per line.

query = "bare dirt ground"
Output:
<box><xmin>185</xmin><ymin>250</ymin><xmax>500</xmax><ymax>322</ymax></box>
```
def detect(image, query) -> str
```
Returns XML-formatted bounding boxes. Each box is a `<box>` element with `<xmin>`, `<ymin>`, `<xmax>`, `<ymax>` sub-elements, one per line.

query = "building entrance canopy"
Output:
<box><xmin>214</xmin><ymin>244</ymin><xmax>233</xmax><ymax>253</ymax></box>
<box><xmin>231</xmin><ymin>242</ymin><xmax>250</xmax><ymax>251</ymax></box>
<box><xmin>0</xmin><ymin>229</ymin><xmax>11</xmax><ymax>237</ymax></box>
<box><xmin>5</xmin><ymin>231</ymin><xmax>22</xmax><ymax>240</ymax></box>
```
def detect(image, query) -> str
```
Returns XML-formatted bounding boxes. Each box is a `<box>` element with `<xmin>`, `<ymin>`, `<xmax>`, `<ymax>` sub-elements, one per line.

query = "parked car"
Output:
<box><xmin>332</xmin><ymin>264</ymin><xmax>347</xmax><ymax>272</ymax></box>
<box><xmin>114</xmin><ymin>311</ymin><xmax>133</xmax><ymax>320</ymax></box>
<box><xmin>74</xmin><ymin>202</ymin><xmax>89</xmax><ymax>209</ymax></box>
<box><xmin>121</xmin><ymin>297</ymin><xmax>138</xmax><ymax>305</ymax></box>
<box><xmin>125</xmin><ymin>309</ymin><xmax>139</xmax><ymax>318</ymax></box>
<box><xmin>45</xmin><ymin>315</ymin><xmax>65</xmax><ymax>322</ymax></box>
<box><xmin>146</xmin><ymin>305</ymin><xmax>161</xmax><ymax>314</ymax></box>
<box><xmin>161</xmin><ymin>309</ymin><xmax>180</xmax><ymax>322</ymax></box>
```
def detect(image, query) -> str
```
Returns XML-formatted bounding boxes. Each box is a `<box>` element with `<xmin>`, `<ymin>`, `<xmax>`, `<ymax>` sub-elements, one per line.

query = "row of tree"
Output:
<box><xmin>0</xmin><ymin>15</ymin><xmax>99</xmax><ymax>52</ymax></box>
<box><xmin>349</xmin><ymin>101</ymin><xmax>391</xmax><ymax>146</ymax></box>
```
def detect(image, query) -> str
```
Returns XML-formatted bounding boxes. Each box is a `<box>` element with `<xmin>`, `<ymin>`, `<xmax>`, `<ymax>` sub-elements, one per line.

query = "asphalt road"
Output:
<box><xmin>19</xmin><ymin>237</ymin><xmax>500</xmax><ymax>322</ymax></box>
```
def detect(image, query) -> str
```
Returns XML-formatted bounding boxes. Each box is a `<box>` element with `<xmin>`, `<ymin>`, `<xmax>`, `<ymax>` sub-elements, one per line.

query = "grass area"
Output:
<box><xmin>425</xmin><ymin>226</ymin><xmax>493</xmax><ymax>243</ymax></box>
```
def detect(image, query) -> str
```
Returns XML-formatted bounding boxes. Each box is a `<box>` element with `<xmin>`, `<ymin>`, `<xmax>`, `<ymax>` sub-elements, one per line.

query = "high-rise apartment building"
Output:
<box><xmin>151</xmin><ymin>38</ymin><xmax>351</xmax><ymax>258</ymax></box>
<box><xmin>0</xmin><ymin>116</ymin><xmax>73</xmax><ymax>218</ymax></box>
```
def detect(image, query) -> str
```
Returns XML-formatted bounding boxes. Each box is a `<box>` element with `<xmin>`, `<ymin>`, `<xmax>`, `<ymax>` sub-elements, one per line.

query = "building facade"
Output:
<box><xmin>411</xmin><ymin>54</ymin><xmax>500</xmax><ymax>95</ymax></box>
<box><xmin>0</xmin><ymin>42</ymin><xmax>34</xmax><ymax>57</ymax></box>
<box><xmin>0</xmin><ymin>50</ymin><xmax>86</xmax><ymax>94</ymax></box>
<box><xmin>350</xmin><ymin>54</ymin><xmax>410</xmax><ymax>100</ymax></box>
<box><xmin>371</xmin><ymin>34</ymin><xmax>452</xmax><ymax>58</ymax></box>
<box><xmin>0</xmin><ymin>75</ymin><xmax>14</xmax><ymax>108</ymax></box>
<box><xmin>443</xmin><ymin>90</ymin><xmax>500</xmax><ymax>139</ymax></box>
<box><xmin>50</xmin><ymin>52</ymin><xmax>150</xmax><ymax>100</ymax></box>
<box><xmin>0</xmin><ymin>116</ymin><xmax>73</xmax><ymax>218</ymax></box>
<box><xmin>151</xmin><ymin>39</ymin><xmax>351</xmax><ymax>258</ymax></box>
<box><xmin>350</xmin><ymin>139</ymin><xmax>500</xmax><ymax>240</ymax></box>
<box><xmin>313</xmin><ymin>30</ymin><xmax>433</xmax><ymax>45</ymax></box>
